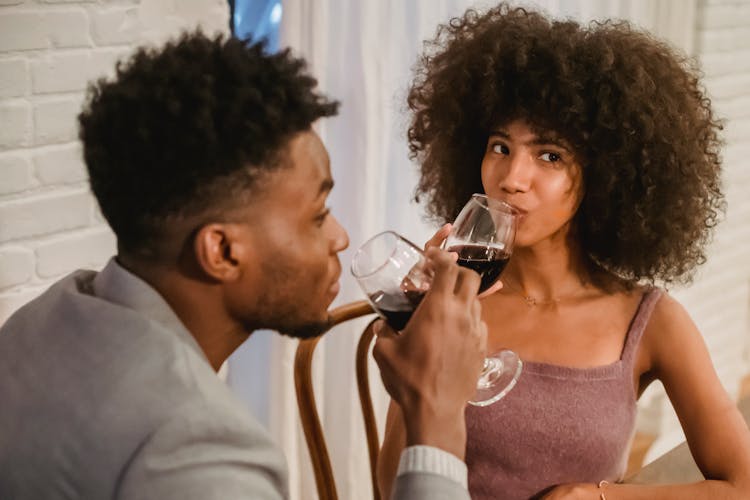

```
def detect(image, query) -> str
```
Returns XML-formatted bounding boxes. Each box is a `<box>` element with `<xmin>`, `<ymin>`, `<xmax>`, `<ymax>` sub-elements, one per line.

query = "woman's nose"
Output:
<box><xmin>500</xmin><ymin>154</ymin><xmax>532</xmax><ymax>193</ymax></box>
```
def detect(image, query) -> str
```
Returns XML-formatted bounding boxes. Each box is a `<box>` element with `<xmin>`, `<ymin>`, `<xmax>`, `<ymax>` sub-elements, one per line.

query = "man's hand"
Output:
<box><xmin>372</xmin><ymin>247</ymin><xmax>487</xmax><ymax>460</ymax></box>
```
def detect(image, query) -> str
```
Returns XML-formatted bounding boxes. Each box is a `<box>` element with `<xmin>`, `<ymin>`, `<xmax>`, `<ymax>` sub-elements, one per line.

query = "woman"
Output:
<box><xmin>378</xmin><ymin>4</ymin><xmax>750</xmax><ymax>499</ymax></box>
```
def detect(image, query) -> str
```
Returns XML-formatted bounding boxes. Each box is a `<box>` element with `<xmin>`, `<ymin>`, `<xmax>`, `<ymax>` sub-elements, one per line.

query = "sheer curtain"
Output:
<box><xmin>234</xmin><ymin>1</ymin><xmax>697</xmax><ymax>498</ymax></box>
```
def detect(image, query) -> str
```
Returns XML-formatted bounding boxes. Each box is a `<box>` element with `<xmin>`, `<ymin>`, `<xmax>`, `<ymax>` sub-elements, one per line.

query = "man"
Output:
<box><xmin>0</xmin><ymin>32</ymin><xmax>486</xmax><ymax>499</ymax></box>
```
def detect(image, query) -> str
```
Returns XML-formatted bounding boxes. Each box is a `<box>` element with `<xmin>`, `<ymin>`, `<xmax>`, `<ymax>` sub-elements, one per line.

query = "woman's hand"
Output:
<box><xmin>424</xmin><ymin>223</ymin><xmax>453</xmax><ymax>251</ymax></box>
<box><xmin>425</xmin><ymin>223</ymin><xmax>504</xmax><ymax>298</ymax></box>
<box><xmin>541</xmin><ymin>482</ymin><xmax>601</xmax><ymax>499</ymax></box>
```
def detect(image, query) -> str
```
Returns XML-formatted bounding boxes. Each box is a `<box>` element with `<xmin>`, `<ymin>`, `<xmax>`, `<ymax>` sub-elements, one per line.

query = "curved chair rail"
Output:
<box><xmin>294</xmin><ymin>300</ymin><xmax>379</xmax><ymax>500</ymax></box>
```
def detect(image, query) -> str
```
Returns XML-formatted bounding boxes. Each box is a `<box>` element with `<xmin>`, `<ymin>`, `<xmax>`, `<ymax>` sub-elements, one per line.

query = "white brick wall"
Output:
<box><xmin>640</xmin><ymin>0</ymin><xmax>750</xmax><ymax>462</ymax></box>
<box><xmin>33</xmin><ymin>95</ymin><xmax>83</xmax><ymax>145</ymax></box>
<box><xmin>0</xmin><ymin>154</ymin><xmax>35</xmax><ymax>194</ymax></box>
<box><xmin>0</xmin><ymin>100</ymin><xmax>32</xmax><ymax>148</ymax></box>
<box><xmin>0</xmin><ymin>0</ymin><xmax>229</xmax><ymax>324</ymax></box>
<box><xmin>0</xmin><ymin>58</ymin><xmax>27</xmax><ymax>97</ymax></box>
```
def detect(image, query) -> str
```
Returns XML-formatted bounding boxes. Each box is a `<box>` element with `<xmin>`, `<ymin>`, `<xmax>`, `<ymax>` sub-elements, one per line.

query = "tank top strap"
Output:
<box><xmin>620</xmin><ymin>287</ymin><xmax>664</xmax><ymax>364</ymax></box>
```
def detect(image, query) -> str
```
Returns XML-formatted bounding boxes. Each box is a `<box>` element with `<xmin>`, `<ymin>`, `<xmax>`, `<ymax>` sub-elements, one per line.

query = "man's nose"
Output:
<box><xmin>329</xmin><ymin>214</ymin><xmax>349</xmax><ymax>253</ymax></box>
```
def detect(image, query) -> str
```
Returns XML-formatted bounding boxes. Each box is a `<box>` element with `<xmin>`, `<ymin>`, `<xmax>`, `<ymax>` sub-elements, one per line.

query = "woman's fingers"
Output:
<box><xmin>424</xmin><ymin>223</ymin><xmax>452</xmax><ymax>251</ymax></box>
<box><xmin>478</xmin><ymin>279</ymin><xmax>504</xmax><ymax>299</ymax></box>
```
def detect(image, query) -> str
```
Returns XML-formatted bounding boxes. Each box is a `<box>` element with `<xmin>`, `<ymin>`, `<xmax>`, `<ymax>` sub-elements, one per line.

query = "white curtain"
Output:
<box><xmin>230</xmin><ymin>1</ymin><xmax>697</xmax><ymax>498</ymax></box>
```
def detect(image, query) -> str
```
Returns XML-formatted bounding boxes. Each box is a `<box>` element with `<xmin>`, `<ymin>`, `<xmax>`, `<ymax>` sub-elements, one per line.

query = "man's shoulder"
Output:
<box><xmin>0</xmin><ymin>267</ymin><xmax>248</xmax><ymax>420</ymax></box>
<box><xmin>0</xmin><ymin>268</ymin><xmax>115</xmax><ymax>344</ymax></box>
<box><xmin>0</xmin><ymin>269</ymin><xmax>283</xmax><ymax>497</ymax></box>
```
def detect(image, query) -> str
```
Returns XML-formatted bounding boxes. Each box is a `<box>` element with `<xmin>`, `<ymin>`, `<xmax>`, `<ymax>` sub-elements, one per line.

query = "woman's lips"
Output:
<box><xmin>505</xmin><ymin>202</ymin><xmax>528</xmax><ymax>219</ymax></box>
<box><xmin>508</xmin><ymin>203</ymin><xmax>528</xmax><ymax>215</ymax></box>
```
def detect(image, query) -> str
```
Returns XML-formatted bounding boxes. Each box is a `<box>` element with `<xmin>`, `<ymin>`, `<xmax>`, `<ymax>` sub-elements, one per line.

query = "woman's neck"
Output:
<box><xmin>503</xmin><ymin>237</ymin><xmax>591</xmax><ymax>301</ymax></box>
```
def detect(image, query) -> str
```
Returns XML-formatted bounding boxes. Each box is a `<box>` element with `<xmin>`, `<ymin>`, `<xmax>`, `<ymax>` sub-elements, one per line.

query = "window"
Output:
<box><xmin>230</xmin><ymin>0</ymin><xmax>282</xmax><ymax>52</ymax></box>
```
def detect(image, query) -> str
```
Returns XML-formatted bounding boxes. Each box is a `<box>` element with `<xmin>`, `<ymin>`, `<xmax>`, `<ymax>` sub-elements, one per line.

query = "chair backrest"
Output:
<box><xmin>294</xmin><ymin>300</ymin><xmax>381</xmax><ymax>500</ymax></box>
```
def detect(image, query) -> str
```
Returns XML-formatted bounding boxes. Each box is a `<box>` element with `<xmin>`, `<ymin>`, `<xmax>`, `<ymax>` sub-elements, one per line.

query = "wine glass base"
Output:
<box><xmin>468</xmin><ymin>350</ymin><xmax>522</xmax><ymax>407</ymax></box>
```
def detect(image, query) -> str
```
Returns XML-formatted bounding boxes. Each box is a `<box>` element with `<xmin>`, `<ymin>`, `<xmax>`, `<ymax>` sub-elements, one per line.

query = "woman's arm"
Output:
<box><xmin>377</xmin><ymin>400</ymin><xmax>408</xmax><ymax>499</ymax></box>
<box><xmin>546</xmin><ymin>293</ymin><xmax>750</xmax><ymax>499</ymax></box>
<box><xmin>637</xmin><ymin>293</ymin><xmax>750</xmax><ymax>496</ymax></box>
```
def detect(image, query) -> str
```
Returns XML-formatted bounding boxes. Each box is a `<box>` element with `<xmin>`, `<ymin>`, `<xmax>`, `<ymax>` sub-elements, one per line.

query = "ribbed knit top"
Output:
<box><xmin>465</xmin><ymin>288</ymin><xmax>663</xmax><ymax>500</ymax></box>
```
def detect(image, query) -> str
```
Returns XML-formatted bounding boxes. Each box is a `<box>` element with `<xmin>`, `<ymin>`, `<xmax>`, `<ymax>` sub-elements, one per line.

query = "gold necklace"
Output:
<box><xmin>501</xmin><ymin>279</ymin><xmax>587</xmax><ymax>307</ymax></box>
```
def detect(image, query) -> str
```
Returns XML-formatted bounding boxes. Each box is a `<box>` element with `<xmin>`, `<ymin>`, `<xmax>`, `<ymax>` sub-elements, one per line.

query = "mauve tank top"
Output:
<box><xmin>465</xmin><ymin>288</ymin><xmax>663</xmax><ymax>500</ymax></box>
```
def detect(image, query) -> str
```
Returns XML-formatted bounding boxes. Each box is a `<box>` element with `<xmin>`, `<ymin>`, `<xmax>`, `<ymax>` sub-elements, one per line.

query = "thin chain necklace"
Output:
<box><xmin>501</xmin><ymin>278</ymin><xmax>588</xmax><ymax>307</ymax></box>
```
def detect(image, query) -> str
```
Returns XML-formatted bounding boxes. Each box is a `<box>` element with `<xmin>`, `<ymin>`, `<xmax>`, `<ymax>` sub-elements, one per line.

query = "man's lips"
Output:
<box><xmin>328</xmin><ymin>267</ymin><xmax>342</xmax><ymax>296</ymax></box>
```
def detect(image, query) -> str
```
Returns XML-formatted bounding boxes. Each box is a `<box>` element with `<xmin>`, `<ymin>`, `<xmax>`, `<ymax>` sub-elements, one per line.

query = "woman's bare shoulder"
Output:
<box><xmin>646</xmin><ymin>290</ymin><xmax>694</xmax><ymax>334</ymax></box>
<box><xmin>640</xmin><ymin>289</ymin><xmax>706</xmax><ymax>374</ymax></box>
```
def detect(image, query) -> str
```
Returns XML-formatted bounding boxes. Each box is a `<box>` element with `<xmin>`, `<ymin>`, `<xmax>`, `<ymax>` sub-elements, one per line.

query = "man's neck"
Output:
<box><xmin>116</xmin><ymin>254</ymin><xmax>252</xmax><ymax>371</ymax></box>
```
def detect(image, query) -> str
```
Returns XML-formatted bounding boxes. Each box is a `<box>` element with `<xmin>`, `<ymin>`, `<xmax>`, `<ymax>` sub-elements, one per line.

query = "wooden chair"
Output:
<box><xmin>294</xmin><ymin>300</ymin><xmax>382</xmax><ymax>500</ymax></box>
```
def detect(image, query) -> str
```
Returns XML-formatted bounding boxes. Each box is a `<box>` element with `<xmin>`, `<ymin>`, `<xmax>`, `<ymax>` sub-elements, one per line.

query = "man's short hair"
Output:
<box><xmin>79</xmin><ymin>31</ymin><xmax>338</xmax><ymax>257</ymax></box>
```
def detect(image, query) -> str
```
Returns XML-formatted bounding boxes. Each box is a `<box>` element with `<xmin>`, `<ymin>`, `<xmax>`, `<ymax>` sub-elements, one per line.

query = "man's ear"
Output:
<box><xmin>192</xmin><ymin>223</ymin><xmax>250</xmax><ymax>282</ymax></box>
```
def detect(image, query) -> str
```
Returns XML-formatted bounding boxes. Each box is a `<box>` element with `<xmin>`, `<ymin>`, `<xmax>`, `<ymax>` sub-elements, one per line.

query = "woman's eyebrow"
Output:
<box><xmin>488</xmin><ymin>129</ymin><xmax>509</xmax><ymax>138</ymax></box>
<box><xmin>489</xmin><ymin>129</ymin><xmax>571</xmax><ymax>152</ymax></box>
<box><xmin>531</xmin><ymin>133</ymin><xmax>571</xmax><ymax>152</ymax></box>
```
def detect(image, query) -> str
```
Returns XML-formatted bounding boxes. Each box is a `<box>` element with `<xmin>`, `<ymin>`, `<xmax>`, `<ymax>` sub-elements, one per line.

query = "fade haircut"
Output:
<box><xmin>79</xmin><ymin>31</ymin><xmax>338</xmax><ymax>257</ymax></box>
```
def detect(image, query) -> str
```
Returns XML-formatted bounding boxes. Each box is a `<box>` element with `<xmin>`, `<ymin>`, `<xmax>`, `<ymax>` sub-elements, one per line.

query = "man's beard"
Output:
<box><xmin>250</xmin><ymin>298</ymin><xmax>333</xmax><ymax>340</ymax></box>
<box><xmin>252</xmin><ymin>266</ymin><xmax>335</xmax><ymax>339</ymax></box>
<box><xmin>273</xmin><ymin>314</ymin><xmax>333</xmax><ymax>339</ymax></box>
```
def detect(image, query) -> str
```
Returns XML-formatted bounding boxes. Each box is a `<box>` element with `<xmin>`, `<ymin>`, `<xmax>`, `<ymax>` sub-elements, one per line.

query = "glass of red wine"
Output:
<box><xmin>351</xmin><ymin>228</ymin><xmax>519</xmax><ymax>407</ymax></box>
<box><xmin>350</xmin><ymin>231</ymin><xmax>430</xmax><ymax>332</ymax></box>
<box><xmin>443</xmin><ymin>193</ymin><xmax>522</xmax><ymax>406</ymax></box>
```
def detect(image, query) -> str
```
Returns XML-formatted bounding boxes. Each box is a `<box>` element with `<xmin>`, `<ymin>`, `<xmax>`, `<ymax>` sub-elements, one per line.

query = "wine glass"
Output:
<box><xmin>350</xmin><ymin>231</ymin><xmax>430</xmax><ymax>332</ymax></box>
<box><xmin>351</xmin><ymin>229</ymin><xmax>520</xmax><ymax>407</ymax></box>
<box><xmin>443</xmin><ymin>193</ymin><xmax>522</xmax><ymax>406</ymax></box>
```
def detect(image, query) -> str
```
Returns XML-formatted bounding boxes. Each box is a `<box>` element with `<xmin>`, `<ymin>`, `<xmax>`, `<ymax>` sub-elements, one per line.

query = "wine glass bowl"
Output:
<box><xmin>443</xmin><ymin>194</ymin><xmax>517</xmax><ymax>294</ymax></box>
<box><xmin>350</xmin><ymin>231</ymin><xmax>430</xmax><ymax>331</ymax></box>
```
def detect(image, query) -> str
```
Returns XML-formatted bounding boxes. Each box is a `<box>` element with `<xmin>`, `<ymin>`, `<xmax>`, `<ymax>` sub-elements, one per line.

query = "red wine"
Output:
<box><xmin>369</xmin><ymin>289</ymin><xmax>425</xmax><ymax>330</ymax></box>
<box><xmin>447</xmin><ymin>244</ymin><xmax>510</xmax><ymax>293</ymax></box>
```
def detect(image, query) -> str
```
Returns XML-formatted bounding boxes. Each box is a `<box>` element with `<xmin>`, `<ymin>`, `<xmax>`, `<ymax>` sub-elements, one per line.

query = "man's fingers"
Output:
<box><xmin>477</xmin><ymin>319</ymin><xmax>488</xmax><ymax>358</ymax></box>
<box><xmin>372</xmin><ymin>324</ymin><xmax>396</xmax><ymax>366</ymax></box>
<box><xmin>455</xmin><ymin>267</ymin><xmax>481</xmax><ymax>301</ymax></box>
<box><xmin>424</xmin><ymin>247</ymin><xmax>459</xmax><ymax>295</ymax></box>
<box><xmin>422</xmin><ymin>239</ymin><xmax>456</xmax><ymax>277</ymax></box>
<box><xmin>479</xmin><ymin>321</ymin><xmax>489</xmax><ymax>357</ymax></box>
<box><xmin>372</xmin><ymin>319</ymin><xmax>397</xmax><ymax>340</ymax></box>
<box><xmin>371</xmin><ymin>338</ymin><xmax>399</xmax><ymax>398</ymax></box>
<box><xmin>471</xmin><ymin>298</ymin><xmax>483</xmax><ymax>326</ymax></box>
<box><xmin>471</xmin><ymin>300</ymin><xmax>487</xmax><ymax>346</ymax></box>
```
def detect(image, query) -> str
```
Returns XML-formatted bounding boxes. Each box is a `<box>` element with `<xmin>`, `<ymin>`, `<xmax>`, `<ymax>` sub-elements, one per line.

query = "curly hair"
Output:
<box><xmin>79</xmin><ymin>31</ymin><xmax>338</xmax><ymax>256</ymax></box>
<box><xmin>408</xmin><ymin>4</ymin><xmax>724</xmax><ymax>287</ymax></box>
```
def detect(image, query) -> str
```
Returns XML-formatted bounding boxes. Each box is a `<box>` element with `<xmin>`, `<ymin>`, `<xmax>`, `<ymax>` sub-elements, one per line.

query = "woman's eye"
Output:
<box><xmin>492</xmin><ymin>144</ymin><xmax>509</xmax><ymax>155</ymax></box>
<box><xmin>540</xmin><ymin>152</ymin><xmax>561</xmax><ymax>162</ymax></box>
